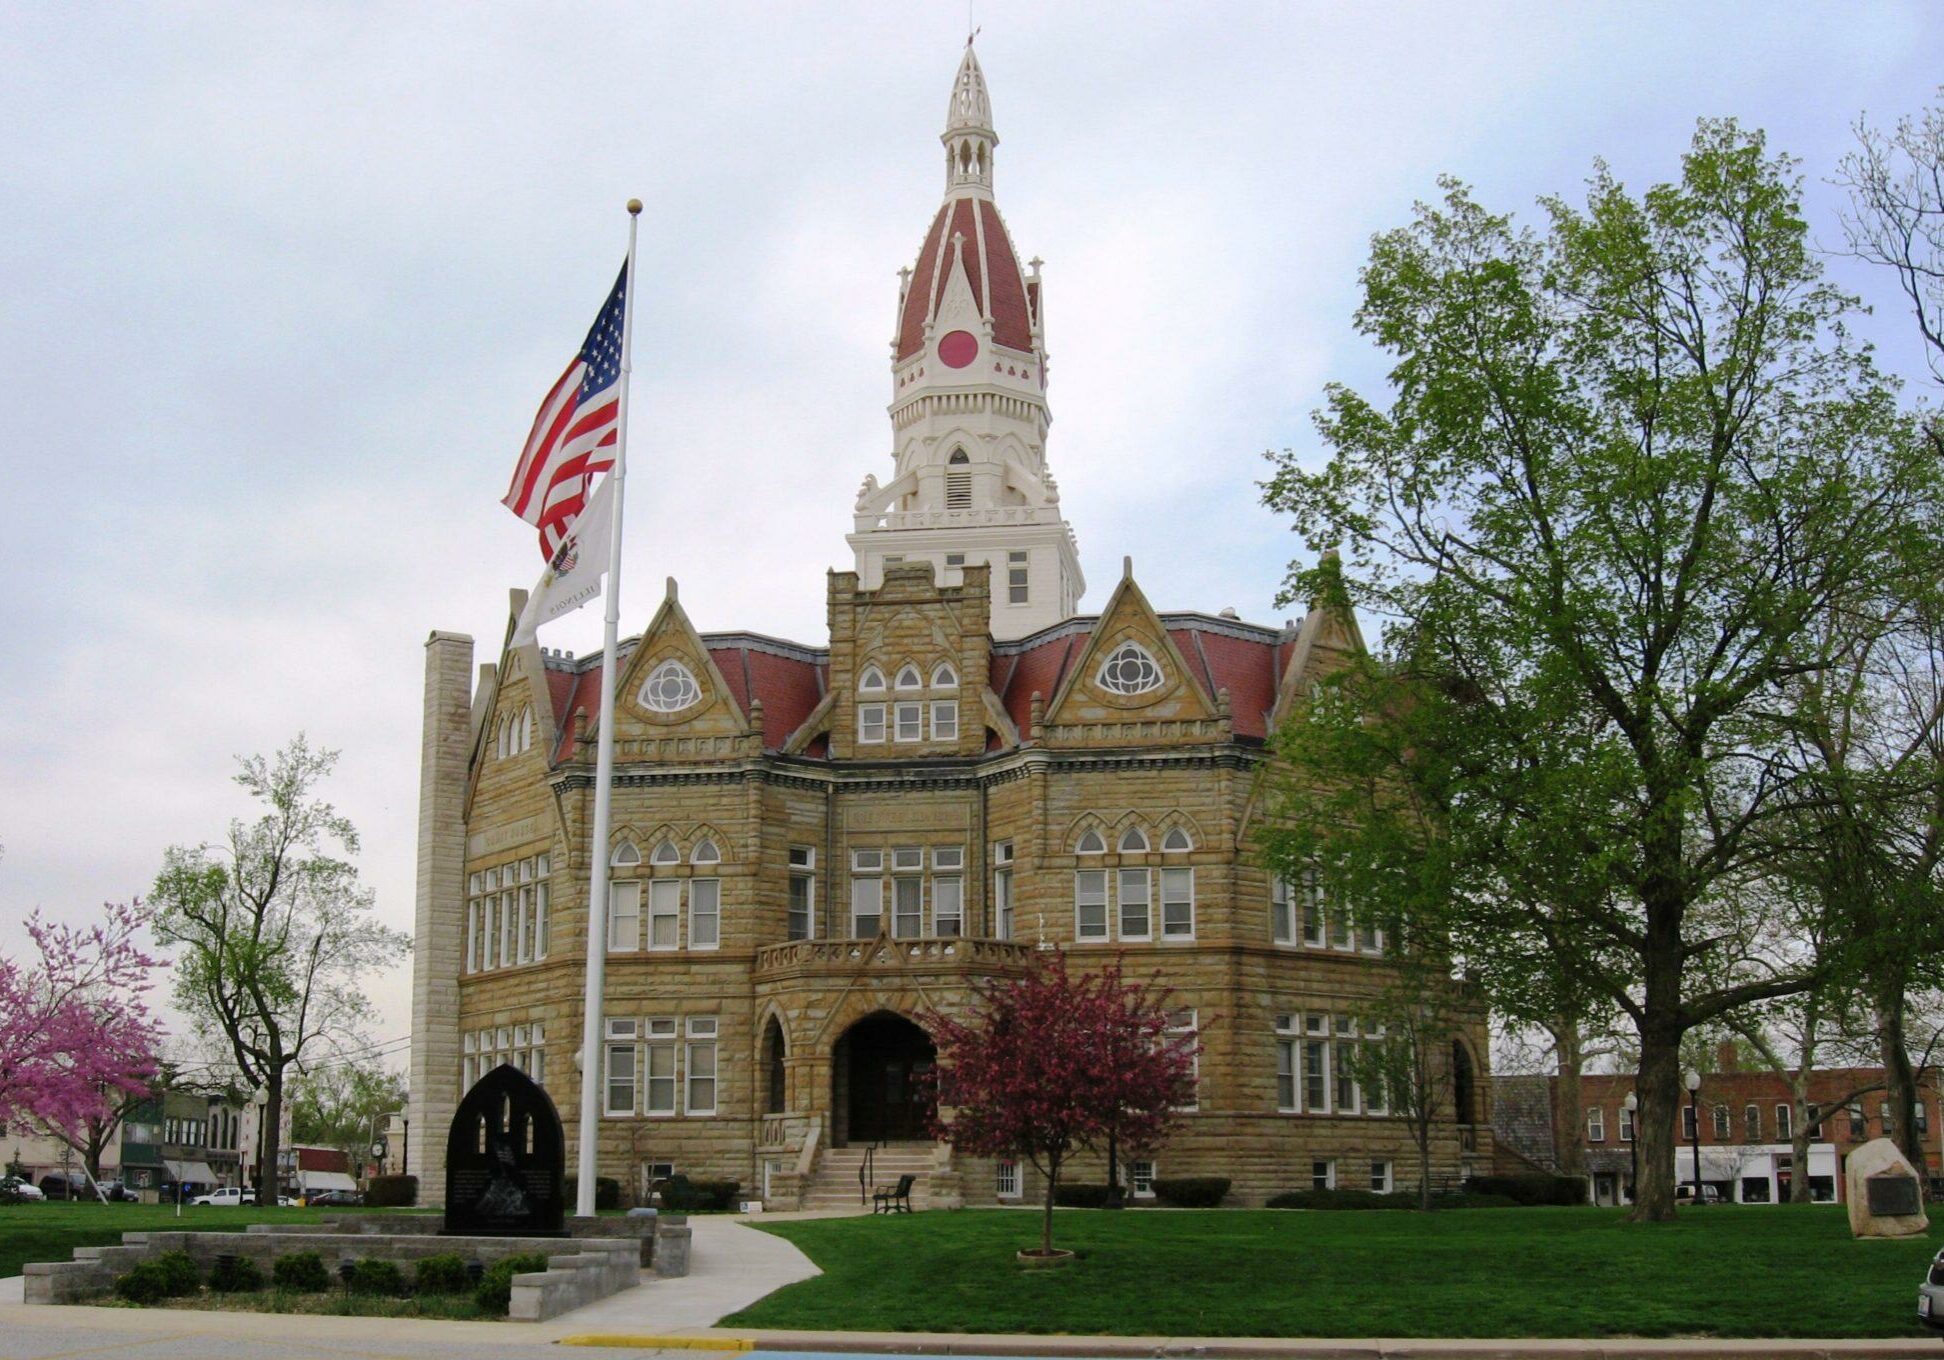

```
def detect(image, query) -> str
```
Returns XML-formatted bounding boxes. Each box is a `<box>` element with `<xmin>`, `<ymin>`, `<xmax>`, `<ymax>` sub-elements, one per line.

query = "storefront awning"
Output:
<box><xmin>163</xmin><ymin>1159</ymin><xmax>222</xmax><ymax>1185</ymax></box>
<box><xmin>298</xmin><ymin>1170</ymin><xmax>359</xmax><ymax>1193</ymax></box>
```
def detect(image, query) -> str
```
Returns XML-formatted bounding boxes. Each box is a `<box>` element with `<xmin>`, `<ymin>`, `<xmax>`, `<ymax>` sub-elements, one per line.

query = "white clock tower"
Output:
<box><xmin>847</xmin><ymin>42</ymin><xmax>1085</xmax><ymax>640</ymax></box>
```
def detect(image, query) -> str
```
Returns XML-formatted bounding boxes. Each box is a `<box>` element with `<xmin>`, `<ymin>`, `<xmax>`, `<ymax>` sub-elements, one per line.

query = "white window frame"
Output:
<box><xmin>1620</xmin><ymin>1104</ymin><xmax>1636</xmax><ymax>1142</ymax></box>
<box><xmin>1075</xmin><ymin>868</ymin><xmax>1109</xmax><ymax>941</ymax></box>
<box><xmin>894</xmin><ymin>701</ymin><xmax>923</xmax><ymax>742</ymax></box>
<box><xmin>603</xmin><ymin>1018</ymin><xmax>639</xmax><ymax>1117</ymax></box>
<box><xmin>1271</xmin><ymin>876</ymin><xmax>1295</xmax><ymax>945</ymax></box>
<box><xmin>688</xmin><ymin>877</ymin><xmax>721</xmax><ymax>950</ymax></box>
<box><xmin>1371</xmin><ymin>1160</ymin><xmax>1393</xmax><ymax>1194</ymax></box>
<box><xmin>650</xmin><ymin>839</ymin><xmax>681</xmax><ymax>865</ymax></box>
<box><xmin>858</xmin><ymin>702</ymin><xmax>887</xmax><ymax>744</ymax></box>
<box><xmin>1097</xmin><ymin>640</ymin><xmax>1164</xmax><ymax>696</ymax></box>
<box><xmin>1128</xmin><ymin>1159</ymin><xmax>1156</xmax><ymax>1198</ymax></box>
<box><xmin>1160</xmin><ymin>866</ymin><xmax>1195</xmax><ymax>938</ymax></box>
<box><xmin>648</xmin><ymin>879</ymin><xmax>681</xmax><ymax>950</ymax></box>
<box><xmin>788</xmin><ymin>846</ymin><xmax>815</xmax><ymax>941</ymax></box>
<box><xmin>1275</xmin><ymin>1014</ymin><xmax>1299</xmax><ymax>1113</ymax></box>
<box><xmin>1007</xmin><ymin>549</ymin><xmax>1028</xmax><ymax>605</ymax></box>
<box><xmin>644</xmin><ymin>1020</ymin><xmax>677</xmax><ymax>1115</ymax></box>
<box><xmin>931</xmin><ymin>661</ymin><xmax>958</xmax><ymax>689</ymax></box>
<box><xmin>932</xmin><ymin>871</ymin><xmax>963</xmax><ymax>937</ymax></box>
<box><xmin>608</xmin><ymin>881</ymin><xmax>641</xmax><ymax>952</ymax></box>
<box><xmin>640</xmin><ymin>658</ymin><xmax>701</xmax><ymax>713</ymax></box>
<box><xmin>685</xmin><ymin>1017</ymin><xmax>718</xmax><ymax>1116</ymax></box>
<box><xmin>858</xmin><ymin>665</ymin><xmax>887</xmax><ymax>694</ymax></box>
<box><xmin>1587</xmin><ymin>1106</ymin><xmax>1605</xmax><ymax>1142</ymax></box>
<box><xmin>851</xmin><ymin>850</ymin><xmax>884</xmax><ymax>937</ymax></box>
<box><xmin>1311</xmin><ymin>1159</ymin><xmax>1335</xmax><ymax>1191</ymax></box>
<box><xmin>1333</xmin><ymin>1014</ymin><xmax>1360</xmax><ymax>1114</ymax></box>
<box><xmin>993</xmin><ymin>842</ymin><xmax>1014</xmax><ymax>941</ymax></box>
<box><xmin>894</xmin><ymin>663</ymin><xmax>923</xmax><ymax>691</ymax></box>
<box><xmin>1775</xmin><ymin>1103</ymin><xmax>1791</xmax><ymax>1141</ymax></box>
<box><xmin>995</xmin><ymin>1159</ymin><xmax>1021</xmax><ymax>1199</ymax></box>
<box><xmin>930</xmin><ymin>699</ymin><xmax>959</xmax><ymax>741</ymax></box>
<box><xmin>1169</xmin><ymin>1009</ymin><xmax>1199</xmax><ymax>1111</ymax></box>
<box><xmin>1117</xmin><ymin>866</ymin><xmax>1151</xmax><ymax>940</ymax></box>
<box><xmin>1301</xmin><ymin>867</ymin><xmax>1327</xmax><ymax>947</ymax></box>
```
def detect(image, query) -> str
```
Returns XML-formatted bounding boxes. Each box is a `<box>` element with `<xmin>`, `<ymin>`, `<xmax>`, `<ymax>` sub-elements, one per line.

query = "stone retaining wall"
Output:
<box><xmin>237</xmin><ymin>1211</ymin><xmax>689</xmax><ymax>1274</ymax></box>
<box><xmin>22</xmin><ymin>1228</ymin><xmax>641</xmax><ymax>1323</ymax></box>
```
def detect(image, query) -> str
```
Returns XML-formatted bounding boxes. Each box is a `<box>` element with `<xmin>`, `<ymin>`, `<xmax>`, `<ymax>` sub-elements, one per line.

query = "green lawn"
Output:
<box><xmin>726</xmin><ymin>1205</ymin><xmax>1943</xmax><ymax>1339</ymax></box>
<box><xmin>0</xmin><ymin>1203</ymin><xmax>437</xmax><ymax>1281</ymax></box>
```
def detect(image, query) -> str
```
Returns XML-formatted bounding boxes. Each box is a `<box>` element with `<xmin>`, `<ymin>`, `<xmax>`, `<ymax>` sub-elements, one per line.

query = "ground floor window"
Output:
<box><xmin>1370</xmin><ymin>1160</ymin><xmax>1392</xmax><ymax>1193</ymax></box>
<box><xmin>1312</xmin><ymin>1159</ymin><xmax>1335</xmax><ymax>1191</ymax></box>
<box><xmin>686</xmin><ymin>1017</ymin><xmax>718</xmax><ymax>1115</ymax></box>
<box><xmin>1129</xmin><ymin>1159</ymin><xmax>1156</xmax><ymax>1198</ymax></box>
<box><xmin>995</xmin><ymin>1160</ymin><xmax>1020</xmax><ymax>1199</ymax></box>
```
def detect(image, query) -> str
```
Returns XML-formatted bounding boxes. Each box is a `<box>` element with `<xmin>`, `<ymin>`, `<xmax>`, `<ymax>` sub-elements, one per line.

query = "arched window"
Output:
<box><xmin>931</xmin><ymin>661</ymin><xmax>959</xmax><ymax>689</ymax></box>
<box><xmin>691</xmin><ymin>839</ymin><xmax>721</xmax><ymax>866</ymax></box>
<box><xmin>1162</xmin><ymin>828</ymin><xmax>1193</xmax><ymax>852</ymax></box>
<box><xmin>1075</xmin><ymin>829</ymin><xmax>1106</xmax><ymax>855</ymax></box>
<box><xmin>946</xmin><ymin>449</ymin><xmax>972</xmax><ymax>509</ymax></box>
<box><xmin>1097</xmin><ymin>641</ymin><xmax>1164</xmax><ymax>696</ymax></box>
<box><xmin>520</xmin><ymin>706</ymin><xmax>533</xmax><ymax>752</ymax></box>
<box><xmin>894</xmin><ymin>664</ymin><xmax>923</xmax><ymax>691</ymax></box>
<box><xmin>611</xmin><ymin>841</ymin><xmax>641</xmax><ymax>867</ymax></box>
<box><xmin>1119</xmin><ymin>827</ymin><xmax>1149</xmax><ymax>853</ymax></box>
<box><xmin>649</xmin><ymin>840</ymin><xmax>681</xmax><ymax>866</ymax></box>
<box><xmin>640</xmin><ymin>659</ymin><xmax>701</xmax><ymax>713</ymax></box>
<box><xmin>858</xmin><ymin>665</ymin><xmax>887</xmax><ymax>693</ymax></box>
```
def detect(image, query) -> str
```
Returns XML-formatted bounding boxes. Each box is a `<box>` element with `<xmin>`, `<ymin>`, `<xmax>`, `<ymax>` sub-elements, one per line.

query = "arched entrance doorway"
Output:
<box><xmin>761</xmin><ymin>1017</ymin><xmax>787</xmax><ymax>1115</ymax></box>
<box><xmin>833</xmin><ymin>1012</ymin><xmax>936</xmax><ymax>1144</ymax></box>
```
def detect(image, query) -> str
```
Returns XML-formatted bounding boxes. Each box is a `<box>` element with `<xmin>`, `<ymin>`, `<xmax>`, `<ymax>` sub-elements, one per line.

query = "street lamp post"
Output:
<box><xmin>1685</xmin><ymin>1069</ymin><xmax>1703</xmax><ymax>1205</ymax></box>
<box><xmin>1622</xmin><ymin>1090</ymin><xmax>1638</xmax><ymax>1204</ymax></box>
<box><xmin>251</xmin><ymin>1088</ymin><xmax>269</xmax><ymax>1205</ymax></box>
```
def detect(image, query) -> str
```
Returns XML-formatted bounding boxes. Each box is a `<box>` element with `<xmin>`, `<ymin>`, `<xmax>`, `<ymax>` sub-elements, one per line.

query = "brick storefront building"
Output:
<box><xmin>1496</xmin><ymin>1049</ymin><xmax>1942</xmax><ymax>1206</ymax></box>
<box><xmin>406</xmin><ymin>44</ymin><xmax>1493</xmax><ymax>1209</ymax></box>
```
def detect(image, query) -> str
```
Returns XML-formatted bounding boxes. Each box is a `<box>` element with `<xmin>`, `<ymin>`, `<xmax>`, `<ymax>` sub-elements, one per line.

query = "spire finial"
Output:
<box><xmin>942</xmin><ymin>41</ymin><xmax>996</xmax><ymax>195</ymax></box>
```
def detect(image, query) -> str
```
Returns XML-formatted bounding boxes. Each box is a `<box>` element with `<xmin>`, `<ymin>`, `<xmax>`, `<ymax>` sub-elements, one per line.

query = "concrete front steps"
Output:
<box><xmin>800</xmin><ymin>1143</ymin><xmax>937</xmax><ymax>1212</ymax></box>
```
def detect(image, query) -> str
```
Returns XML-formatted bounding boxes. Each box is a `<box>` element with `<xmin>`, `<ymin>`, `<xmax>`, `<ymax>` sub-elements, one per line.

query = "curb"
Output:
<box><xmin>560</xmin><ymin>1339</ymin><xmax>756</xmax><ymax>1351</ymax></box>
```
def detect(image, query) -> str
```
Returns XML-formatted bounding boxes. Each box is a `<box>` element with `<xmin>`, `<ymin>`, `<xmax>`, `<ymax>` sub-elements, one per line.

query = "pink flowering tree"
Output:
<box><xmin>0</xmin><ymin>901</ymin><xmax>163</xmax><ymax>1159</ymax></box>
<box><xmin>929</xmin><ymin>952</ymin><xmax>1198</xmax><ymax>1258</ymax></box>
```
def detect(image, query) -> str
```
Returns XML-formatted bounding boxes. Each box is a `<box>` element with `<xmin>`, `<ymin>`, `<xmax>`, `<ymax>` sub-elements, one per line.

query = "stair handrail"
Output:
<box><xmin>859</xmin><ymin>1144</ymin><xmax>875</xmax><ymax>1206</ymax></box>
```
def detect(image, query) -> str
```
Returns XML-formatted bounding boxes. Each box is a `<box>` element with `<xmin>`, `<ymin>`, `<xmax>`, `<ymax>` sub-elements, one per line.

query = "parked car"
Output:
<box><xmin>305</xmin><ymin>1189</ymin><xmax>364</xmax><ymax>1208</ymax></box>
<box><xmin>1674</xmin><ymin>1184</ymin><xmax>1724</xmax><ymax>1205</ymax></box>
<box><xmin>1919</xmin><ymin>1248</ymin><xmax>1944</xmax><ymax>1331</ymax></box>
<box><xmin>0</xmin><ymin>1175</ymin><xmax>47</xmax><ymax>1202</ymax></box>
<box><xmin>38</xmin><ymin>1173</ymin><xmax>99</xmax><ymax>1201</ymax></box>
<box><xmin>97</xmin><ymin>1179</ymin><xmax>137</xmax><ymax>1202</ymax></box>
<box><xmin>191</xmin><ymin>1186</ymin><xmax>251</xmax><ymax>1206</ymax></box>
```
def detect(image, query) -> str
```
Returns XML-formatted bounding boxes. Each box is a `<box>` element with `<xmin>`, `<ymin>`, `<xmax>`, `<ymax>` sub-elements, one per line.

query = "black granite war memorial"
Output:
<box><xmin>444</xmin><ymin>1063</ymin><xmax>566</xmax><ymax>1236</ymax></box>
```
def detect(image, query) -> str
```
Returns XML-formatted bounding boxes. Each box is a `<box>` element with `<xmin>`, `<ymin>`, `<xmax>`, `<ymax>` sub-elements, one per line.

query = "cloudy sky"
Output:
<box><xmin>3</xmin><ymin>3</ymin><xmax>1939</xmax><ymax>1064</ymax></box>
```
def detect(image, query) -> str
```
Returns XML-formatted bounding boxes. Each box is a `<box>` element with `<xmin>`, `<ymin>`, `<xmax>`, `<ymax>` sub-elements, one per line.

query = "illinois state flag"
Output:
<box><xmin>511</xmin><ymin>470</ymin><xmax>614</xmax><ymax>646</ymax></box>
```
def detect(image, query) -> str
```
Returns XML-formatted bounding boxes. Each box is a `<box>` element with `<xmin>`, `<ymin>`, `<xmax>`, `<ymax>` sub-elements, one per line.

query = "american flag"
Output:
<box><xmin>503</xmin><ymin>262</ymin><xmax>628</xmax><ymax>560</ymax></box>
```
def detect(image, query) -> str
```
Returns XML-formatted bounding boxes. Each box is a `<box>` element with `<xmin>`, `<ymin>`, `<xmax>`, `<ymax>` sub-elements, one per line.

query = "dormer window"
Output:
<box><xmin>1098</xmin><ymin>641</ymin><xmax>1164</xmax><ymax>696</ymax></box>
<box><xmin>640</xmin><ymin>659</ymin><xmax>700</xmax><ymax>713</ymax></box>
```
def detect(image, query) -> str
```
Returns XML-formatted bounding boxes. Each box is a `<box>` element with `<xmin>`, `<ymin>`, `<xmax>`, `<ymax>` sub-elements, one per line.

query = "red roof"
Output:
<box><xmin>894</xmin><ymin>195</ymin><xmax>1036</xmax><ymax>362</ymax></box>
<box><xmin>544</xmin><ymin>639</ymin><xmax>824</xmax><ymax>760</ymax></box>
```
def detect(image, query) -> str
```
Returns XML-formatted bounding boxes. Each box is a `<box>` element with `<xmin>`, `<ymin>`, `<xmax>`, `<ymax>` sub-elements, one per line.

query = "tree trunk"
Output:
<box><xmin>260</xmin><ymin>1067</ymin><xmax>284</xmax><ymax>1207</ymax></box>
<box><xmin>1039</xmin><ymin>1152</ymin><xmax>1061</xmax><ymax>1256</ymax></box>
<box><xmin>1632</xmin><ymin>1024</ymin><xmax>1683</xmax><ymax>1222</ymax></box>
<box><xmin>1789</xmin><ymin>1078</ymin><xmax>1815</xmax><ymax>1205</ymax></box>
<box><xmin>1417</xmin><ymin>1115</ymin><xmax>1433</xmax><ymax>1211</ymax></box>
<box><xmin>1550</xmin><ymin>1018</ymin><xmax>1586</xmax><ymax>1178</ymax></box>
<box><xmin>1875</xmin><ymin>985</ymin><xmax>1923</xmax><ymax>1171</ymax></box>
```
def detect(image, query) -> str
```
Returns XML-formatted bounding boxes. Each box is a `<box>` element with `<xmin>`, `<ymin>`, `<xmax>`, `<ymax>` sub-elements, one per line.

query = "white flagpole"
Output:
<box><xmin>576</xmin><ymin>199</ymin><xmax>642</xmax><ymax>1220</ymax></box>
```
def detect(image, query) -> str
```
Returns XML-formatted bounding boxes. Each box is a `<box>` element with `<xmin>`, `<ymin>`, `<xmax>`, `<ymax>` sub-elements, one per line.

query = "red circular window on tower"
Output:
<box><xmin>937</xmin><ymin>330</ymin><xmax>978</xmax><ymax>368</ymax></box>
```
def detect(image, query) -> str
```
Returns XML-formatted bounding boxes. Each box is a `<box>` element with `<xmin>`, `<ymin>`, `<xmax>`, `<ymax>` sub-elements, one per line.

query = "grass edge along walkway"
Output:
<box><xmin>0</xmin><ymin>1203</ymin><xmax>437</xmax><ymax>1280</ymax></box>
<box><xmin>721</xmin><ymin>1205</ymin><xmax>1940</xmax><ymax>1340</ymax></box>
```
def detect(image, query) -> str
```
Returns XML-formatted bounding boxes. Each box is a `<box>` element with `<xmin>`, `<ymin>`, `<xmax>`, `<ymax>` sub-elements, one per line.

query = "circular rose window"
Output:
<box><xmin>938</xmin><ymin>329</ymin><xmax>979</xmax><ymax>368</ymax></box>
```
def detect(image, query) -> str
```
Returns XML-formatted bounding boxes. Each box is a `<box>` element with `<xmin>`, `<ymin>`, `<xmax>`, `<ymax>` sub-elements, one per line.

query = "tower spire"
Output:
<box><xmin>943</xmin><ymin>42</ymin><xmax>995</xmax><ymax>195</ymax></box>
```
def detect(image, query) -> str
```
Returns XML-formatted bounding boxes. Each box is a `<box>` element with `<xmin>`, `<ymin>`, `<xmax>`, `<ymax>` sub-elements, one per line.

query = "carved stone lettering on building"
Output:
<box><xmin>469</xmin><ymin>815</ymin><xmax>547</xmax><ymax>858</ymax></box>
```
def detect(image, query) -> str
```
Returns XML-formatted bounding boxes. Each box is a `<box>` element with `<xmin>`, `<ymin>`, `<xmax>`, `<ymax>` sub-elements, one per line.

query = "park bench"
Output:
<box><xmin>872</xmin><ymin>1173</ymin><xmax>915</xmax><ymax>1214</ymax></box>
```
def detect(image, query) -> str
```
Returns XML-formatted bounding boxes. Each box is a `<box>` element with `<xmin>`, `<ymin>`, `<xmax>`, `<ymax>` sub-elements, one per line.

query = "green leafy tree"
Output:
<box><xmin>289</xmin><ymin>1059</ymin><xmax>407</xmax><ymax>1177</ymax></box>
<box><xmin>1262</xmin><ymin>122</ymin><xmax>1941</xmax><ymax>1220</ymax></box>
<box><xmin>150</xmin><ymin>736</ymin><xmax>409</xmax><ymax>1205</ymax></box>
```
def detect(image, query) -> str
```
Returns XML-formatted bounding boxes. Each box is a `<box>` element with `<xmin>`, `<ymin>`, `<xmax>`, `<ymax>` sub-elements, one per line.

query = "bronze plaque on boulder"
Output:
<box><xmin>1867</xmin><ymin>1173</ymin><xmax>1921</xmax><ymax>1218</ymax></box>
<box><xmin>444</xmin><ymin>1063</ymin><xmax>566</xmax><ymax>1236</ymax></box>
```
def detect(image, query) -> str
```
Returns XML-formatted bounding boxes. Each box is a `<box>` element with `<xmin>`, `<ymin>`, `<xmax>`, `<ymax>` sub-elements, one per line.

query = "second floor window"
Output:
<box><xmin>788</xmin><ymin>847</ymin><xmax>815</xmax><ymax>940</ymax></box>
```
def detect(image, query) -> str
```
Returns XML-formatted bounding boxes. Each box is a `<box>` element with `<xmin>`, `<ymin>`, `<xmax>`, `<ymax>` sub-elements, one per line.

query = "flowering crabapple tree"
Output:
<box><xmin>928</xmin><ymin>951</ymin><xmax>1198</xmax><ymax>1257</ymax></box>
<box><xmin>0</xmin><ymin>901</ymin><xmax>162</xmax><ymax>1157</ymax></box>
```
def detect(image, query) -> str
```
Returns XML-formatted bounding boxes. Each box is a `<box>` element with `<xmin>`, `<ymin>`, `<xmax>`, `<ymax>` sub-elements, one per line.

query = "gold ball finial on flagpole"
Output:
<box><xmin>626</xmin><ymin>199</ymin><xmax>643</xmax><ymax>215</ymax></box>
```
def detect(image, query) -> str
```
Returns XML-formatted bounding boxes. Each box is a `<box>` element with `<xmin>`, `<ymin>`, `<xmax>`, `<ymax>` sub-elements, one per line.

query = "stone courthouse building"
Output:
<box><xmin>408</xmin><ymin>45</ymin><xmax>1492</xmax><ymax>1208</ymax></box>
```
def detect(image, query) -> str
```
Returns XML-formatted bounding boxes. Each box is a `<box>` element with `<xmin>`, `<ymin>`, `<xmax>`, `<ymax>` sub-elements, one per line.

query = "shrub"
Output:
<box><xmin>151</xmin><ymin>1250</ymin><xmax>201</xmax><ymax>1296</ymax></box>
<box><xmin>114</xmin><ymin>1263</ymin><xmax>171</xmax><ymax>1304</ymax></box>
<box><xmin>412</xmin><ymin>1253</ymin><xmax>471</xmax><ymax>1296</ymax></box>
<box><xmin>474</xmin><ymin>1252</ymin><xmax>551</xmax><ymax>1315</ymax></box>
<box><xmin>565</xmin><ymin>1175</ymin><xmax>624</xmax><ymax>1210</ymax></box>
<box><xmin>1267</xmin><ymin>1188</ymin><xmax>1524</xmax><ymax>1210</ymax></box>
<box><xmin>652</xmin><ymin>1176</ymin><xmax>738</xmax><ymax>1211</ymax></box>
<box><xmin>1463</xmin><ymin>1173</ymin><xmax>1586</xmax><ymax>1207</ymax></box>
<box><xmin>1153</xmin><ymin>1176</ymin><xmax>1230</xmax><ymax>1208</ymax></box>
<box><xmin>270</xmin><ymin>1251</ymin><xmax>331</xmax><ymax>1292</ymax></box>
<box><xmin>207</xmin><ymin>1255</ymin><xmax>264</xmax><ymax>1293</ymax></box>
<box><xmin>345</xmin><ymin>1259</ymin><xmax>405</xmax><ymax>1296</ymax></box>
<box><xmin>363</xmin><ymin>1174</ymin><xmax>418</xmax><ymax>1208</ymax></box>
<box><xmin>1051</xmin><ymin>1182</ymin><xmax>1112</xmax><ymax>1208</ymax></box>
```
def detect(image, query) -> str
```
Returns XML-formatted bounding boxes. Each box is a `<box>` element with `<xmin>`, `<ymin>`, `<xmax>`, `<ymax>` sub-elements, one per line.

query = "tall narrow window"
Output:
<box><xmin>608</xmin><ymin>882</ymin><xmax>641</xmax><ymax>951</ymax></box>
<box><xmin>1118</xmin><ymin>867</ymin><xmax>1151</xmax><ymax>939</ymax></box>
<box><xmin>1075</xmin><ymin>868</ymin><xmax>1108</xmax><ymax>940</ymax></box>
<box><xmin>895</xmin><ymin>702</ymin><xmax>923</xmax><ymax>742</ymax></box>
<box><xmin>946</xmin><ymin>449</ymin><xmax>972</xmax><ymax>508</ymax></box>
<box><xmin>603</xmin><ymin>1019</ymin><xmax>638</xmax><ymax>1116</ymax></box>
<box><xmin>1620</xmin><ymin>1104</ymin><xmax>1636</xmax><ymax>1142</ymax></box>
<box><xmin>689</xmin><ymin>878</ymin><xmax>720</xmax><ymax>949</ymax></box>
<box><xmin>788</xmin><ymin>847</ymin><xmax>815</xmax><ymax>941</ymax></box>
<box><xmin>1775</xmin><ymin>1104</ymin><xmax>1791</xmax><ymax>1140</ymax></box>
<box><xmin>1305</xmin><ymin>1017</ymin><xmax>1330</xmax><ymax>1111</ymax></box>
<box><xmin>1275</xmin><ymin>1015</ymin><xmax>1299</xmax><ymax>1112</ymax></box>
<box><xmin>1160</xmin><ymin>867</ymin><xmax>1194</xmax><ymax>938</ymax></box>
<box><xmin>466</xmin><ymin>892</ymin><xmax>480</xmax><ymax>973</ymax></box>
<box><xmin>1333</xmin><ymin>1015</ymin><xmax>1359</xmax><ymax>1114</ymax></box>
<box><xmin>648</xmin><ymin>880</ymin><xmax>681</xmax><ymax>949</ymax></box>
<box><xmin>644</xmin><ymin>1020</ymin><xmax>677</xmax><ymax>1114</ymax></box>
<box><xmin>1301</xmin><ymin>867</ymin><xmax>1327</xmax><ymax>947</ymax></box>
<box><xmin>851</xmin><ymin>850</ymin><xmax>884</xmax><ymax>937</ymax></box>
<box><xmin>686</xmin><ymin>1018</ymin><xmax>718</xmax><ymax>1115</ymax></box>
<box><xmin>892</xmin><ymin>847</ymin><xmax>924</xmax><ymax>938</ymax></box>
<box><xmin>534</xmin><ymin>855</ymin><xmax>550</xmax><ymax>959</ymax></box>
<box><xmin>1169</xmin><ymin>1010</ymin><xmax>1200</xmax><ymax>1110</ymax></box>
<box><xmin>1744</xmin><ymin>1103</ymin><xmax>1761</xmax><ymax>1141</ymax></box>
<box><xmin>932</xmin><ymin>847</ymin><xmax>963</xmax><ymax>936</ymax></box>
<box><xmin>1271</xmin><ymin>877</ymin><xmax>1295</xmax><ymax>945</ymax></box>
<box><xmin>993</xmin><ymin>842</ymin><xmax>1015</xmax><ymax>940</ymax></box>
<box><xmin>1587</xmin><ymin>1107</ymin><xmax>1605</xmax><ymax>1142</ymax></box>
<box><xmin>1008</xmin><ymin>550</ymin><xmax>1028</xmax><ymax>604</ymax></box>
<box><xmin>1712</xmin><ymin>1104</ymin><xmax>1731</xmax><ymax>1139</ymax></box>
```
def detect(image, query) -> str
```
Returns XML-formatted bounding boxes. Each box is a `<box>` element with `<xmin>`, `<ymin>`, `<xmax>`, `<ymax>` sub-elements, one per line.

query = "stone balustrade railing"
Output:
<box><xmin>753</xmin><ymin>934</ymin><xmax>1039</xmax><ymax>980</ymax></box>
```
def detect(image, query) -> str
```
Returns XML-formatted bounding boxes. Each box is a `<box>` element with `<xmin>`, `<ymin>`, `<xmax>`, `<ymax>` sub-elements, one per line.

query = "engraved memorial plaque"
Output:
<box><xmin>444</xmin><ymin>1063</ymin><xmax>566</xmax><ymax>1236</ymax></box>
<box><xmin>1867</xmin><ymin>1173</ymin><xmax>1921</xmax><ymax>1218</ymax></box>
